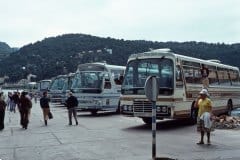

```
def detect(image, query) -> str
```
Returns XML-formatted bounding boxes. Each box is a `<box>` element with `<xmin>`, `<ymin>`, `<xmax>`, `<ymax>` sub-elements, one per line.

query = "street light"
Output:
<box><xmin>22</xmin><ymin>66</ymin><xmax>26</xmax><ymax>79</ymax></box>
<box><xmin>63</xmin><ymin>67</ymin><xmax>67</xmax><ymax>74</ymax></box>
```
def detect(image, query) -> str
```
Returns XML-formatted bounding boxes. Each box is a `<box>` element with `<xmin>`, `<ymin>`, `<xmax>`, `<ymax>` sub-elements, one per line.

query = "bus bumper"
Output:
<box><xmin>121</xmin><ymin>105</ymin><xmax>173</xmax><ymax>119</ymax></box>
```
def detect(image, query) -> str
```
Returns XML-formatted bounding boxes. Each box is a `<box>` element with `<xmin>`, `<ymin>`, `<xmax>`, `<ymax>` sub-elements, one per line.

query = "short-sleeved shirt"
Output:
<box><xmin>197</xmin><ymin>98</ymin><xmax>212</xmax><ymax>117</ymax></box>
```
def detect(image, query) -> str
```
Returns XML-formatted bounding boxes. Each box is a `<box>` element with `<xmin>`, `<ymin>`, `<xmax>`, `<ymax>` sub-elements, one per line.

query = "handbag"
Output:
<box><xmin>48</xmin><ymin>111</ymin><xmax>53</xmax><ymax>119</ymax></box>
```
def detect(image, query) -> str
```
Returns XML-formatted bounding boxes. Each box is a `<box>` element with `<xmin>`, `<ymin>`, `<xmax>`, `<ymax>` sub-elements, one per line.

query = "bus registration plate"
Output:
<box><xmin>134</xmin><ymin>112</ymin><xmax>152</xmax><ymax>117</ymax></box>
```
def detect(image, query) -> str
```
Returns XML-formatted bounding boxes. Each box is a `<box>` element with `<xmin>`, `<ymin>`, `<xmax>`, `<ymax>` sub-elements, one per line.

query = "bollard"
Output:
<box><xmin>145</xmin><ymin>76</ymin><xmax>175</xmax><ymax>160</ymax></box>
<box><xmin>152</xmin><ymin>101</ymin><xmax>156</xmax><ymax>160</ymax></box>
<box><xmin>144</xmin><ymin>76</ymin><xmax>158</xmax><ymax>160</ymax></box>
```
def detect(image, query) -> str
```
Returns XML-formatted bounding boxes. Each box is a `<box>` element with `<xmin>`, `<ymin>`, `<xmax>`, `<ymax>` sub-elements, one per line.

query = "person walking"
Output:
<box><xmin>6</xmin><ymin>92</ymin><xmax>11</xmax><ymax>111</ymax></box>
<box><xmin>34</xmin><ymin>92</ymin><xmax>38</xmax><ymax>103</ymax></box>
<box><xmin>65</xmin><ymin>92</ymin><xmax>78</xmax><ymax>125</ymax></box>
<box><xmin>12</xmin><ymin>91</ymin><xmax>20</xmax><ymax>113</ymax></box>
<box><xmin>8</xmin><ymin>92</ymin><xmax>14</xmax><ymax>112</ymax></box>
<box><xmin>19</xmin><ymin>92</ymin><xmax>32</xmax><ymax>129</ymax></box>
<box><xmin>0</xmin><ymin>92</ymin><xmax>7</xmax><ymax>131</ymax></box>
<box><xmin>40</xmin><ymin>91</ymin><xmax>50</xmax><ymax>126</ymax></box>
<box><xmin>195</xmin><ymin>89</ymin><xmax>213</xmax><ymax>145</ymax></box>
<box><xmin>200</xmin><ymin>64</ymin><xmax>210</xmax><ymax>89</ymax></box>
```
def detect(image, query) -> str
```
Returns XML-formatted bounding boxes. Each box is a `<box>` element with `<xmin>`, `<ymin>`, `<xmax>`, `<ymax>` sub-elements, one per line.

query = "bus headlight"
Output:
<box><xmin>156</xmin><ymin>106</ymin><xmax>161</xmax><ymax>112</ymax></box>
<box><xmin>128</xmin><ymin>105</ymin><xmax>133</xmax><ymax>111</ymax></box>
<box><xmin>162</xmin><ymin>106</ymin><xmax>167</xmax><ymax>113</ymax></box>
<box><xmin>123</xmin><ymin>105</ymin><xmax>128</xmax><ymax>111</ymax></box>
<box><xmin>93</xmin><ymin>100</ymin><xmax>102</xmax><ymax>106</ymax></box>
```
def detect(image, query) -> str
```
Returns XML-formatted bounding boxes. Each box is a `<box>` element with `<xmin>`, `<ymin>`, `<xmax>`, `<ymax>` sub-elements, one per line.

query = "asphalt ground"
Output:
<box><xmin>0</xmin><ymin>100</ymin><xmax>240</xmax><ymax>160</ymax></box>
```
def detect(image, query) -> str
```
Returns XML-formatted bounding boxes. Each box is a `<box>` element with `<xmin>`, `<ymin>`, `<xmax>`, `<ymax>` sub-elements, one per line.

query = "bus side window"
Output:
<box><xmin>176</xmin><ymin>65</ymin><xmax>183</xmax><ymax>87</ymax></box>
<box><xmin>229</xmin><ymin>70</ymin><xmax>240</xmax><ymax>86</ymax></box>
<box><xmin>217</xmin><ymin>67</ymin><xmax>231</xmax><ymax>86</ymax></box>
<box><xmin>104</xmin><ymin>73</ymin><xmax>112</xmax><ymax>89</ymax></box>
<box><xmin>182</xmin><ymin>61</ymin><xmax>201</xmax><ymax>84</ymax></box>
<box><xmin>114</xmin><ymin>75</ymin><xmax>124</xmax><ymax>85</ymax></box>
<box><xmin>208</xmin><ymin>66</ymin><xmax>219</xmax><ymax>85</ymax></box>
<box><xmin>104</xmin><ymin>81</ymin><xmax>112</xmax><ymax>89</ymax></box>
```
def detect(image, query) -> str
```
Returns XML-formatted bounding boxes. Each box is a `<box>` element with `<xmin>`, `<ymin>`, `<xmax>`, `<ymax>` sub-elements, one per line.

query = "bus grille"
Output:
<box><xmin>133</xmin><ymin>100</ymin><xmax>152</xmax><ymax>112</ymax></box>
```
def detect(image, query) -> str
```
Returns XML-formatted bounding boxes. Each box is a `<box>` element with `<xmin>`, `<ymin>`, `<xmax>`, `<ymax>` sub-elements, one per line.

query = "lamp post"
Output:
<box><xmin>21</xmin><ymin>66</ymin><xmax>27</xmax><ymax>89</ymax></box>
<box><xmin>22</xmin><ymin>66</ymin><xmax>26</xmax><ymax>79</ymax></box>
<box><xmin>63</xmin><ymin>66</ymin><xmax>67</xmax><ymax>74</ymax></box>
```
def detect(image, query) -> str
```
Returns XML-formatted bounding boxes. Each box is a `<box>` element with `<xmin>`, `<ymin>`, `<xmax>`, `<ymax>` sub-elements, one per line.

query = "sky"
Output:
<box><xmin>0</xmin><ymin>0</ymin><xmax>240</xmax><ymax>47</ymax></box>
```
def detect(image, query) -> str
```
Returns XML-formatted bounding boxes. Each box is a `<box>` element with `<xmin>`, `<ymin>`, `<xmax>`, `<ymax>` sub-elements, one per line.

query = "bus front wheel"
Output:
<box><xmin>142</xmin><ymin>117</ymin><xmax>152</xmax><ymax>125</ymax></box>
<box><xmin>91</xmin><ymin>110</ymin><xmax>98</xmax><ymax>116</ymax></box>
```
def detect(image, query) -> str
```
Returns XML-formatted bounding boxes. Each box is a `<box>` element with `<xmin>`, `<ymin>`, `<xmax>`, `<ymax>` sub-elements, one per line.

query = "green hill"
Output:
<box><xmin>0</xmin><ymin>34</ymin><xmax>240</xmax><ymax>82</ymax></box>
<box><xmin>0</xmin><ymin>41</ymin><xmax>17</xmax><ymax>54</ymax></box>
<box><xmin>0</xmin><ymin>42</ymin><xmax>12</xmax><ymax>54</ymax></box>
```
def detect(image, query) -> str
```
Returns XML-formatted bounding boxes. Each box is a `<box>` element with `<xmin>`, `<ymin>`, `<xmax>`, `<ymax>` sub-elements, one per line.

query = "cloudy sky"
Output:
<box><xmin>0</xmin><ymin>0</ymin><xmax>240</xmax><ymax>47</ymax></box>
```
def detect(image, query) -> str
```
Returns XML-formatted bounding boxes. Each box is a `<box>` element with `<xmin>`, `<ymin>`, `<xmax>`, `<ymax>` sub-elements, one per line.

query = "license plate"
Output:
<box><xmin>134</xmin><ymin>112</ymin><xmax>152</xmax><ymax>117</ymax></box>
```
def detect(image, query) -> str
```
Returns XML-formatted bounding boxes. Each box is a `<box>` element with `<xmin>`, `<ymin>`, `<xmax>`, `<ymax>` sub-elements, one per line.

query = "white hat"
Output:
<box><xmin>199</xmin><ymin>89</ymin><xmax>208</xmax><ymax>95</ymax></box>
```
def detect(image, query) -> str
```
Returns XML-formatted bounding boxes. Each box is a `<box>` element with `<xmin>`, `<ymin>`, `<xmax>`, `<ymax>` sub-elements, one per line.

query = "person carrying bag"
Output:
<box><xmin>40</xmin><ymin>91</ymin><xmax>52</xmax><ymax>126</ymax></box>
<box><xmin>48</xmin><ymin>111</ymin><xmax>53</xmax><ymax>119</ymax></box>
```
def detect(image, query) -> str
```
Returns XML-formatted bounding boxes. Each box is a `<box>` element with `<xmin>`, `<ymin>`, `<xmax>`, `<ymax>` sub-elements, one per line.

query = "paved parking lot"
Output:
<box><xmin>1</xmin><ymin>101</ymin><xmax>240</xmax><ymax>160</ymax></box>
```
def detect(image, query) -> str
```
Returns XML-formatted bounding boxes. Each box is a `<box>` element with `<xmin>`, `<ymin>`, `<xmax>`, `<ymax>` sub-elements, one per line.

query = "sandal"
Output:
<box><xmin>196</xmin><ymin>141</ymin><xmax>204</xmax><ymax>145</ymax></box>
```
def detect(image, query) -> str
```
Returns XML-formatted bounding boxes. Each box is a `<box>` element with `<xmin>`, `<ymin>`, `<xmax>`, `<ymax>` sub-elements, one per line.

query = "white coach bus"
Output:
<box><xmin>48</xmin><ymin>75</ymin><xmax>66</xmax><ymax>103</ymax></box>
<box><xmin>71</xmin><ymin>62</ymin><xmax>125</xmax><ymax>115</ymax></box>
<box><xmin>48</xmin><ymin>73</ymin><xmax>75</xmax><ymax>104</ymax></box>
<box><xmin>37</xmin><ymin>79</ymin><xmax>52</xmax><ymax>96</ymax></box>
<box><xmin>120</xmin><ymin>48</ymin><xmax>240</xmax><ymax>124</ymax></box>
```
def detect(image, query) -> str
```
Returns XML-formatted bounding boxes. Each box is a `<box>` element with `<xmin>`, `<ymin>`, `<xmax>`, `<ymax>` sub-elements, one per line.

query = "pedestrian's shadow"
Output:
<box><xmin>77</xmin><ymin>112</ymin><xmax>120</xmax><ymax>118</ymax></box>
<box><xmin>123</xmin><ymin>119</ymin><xmax>193</xmax><ymax>132</ymax></box>
<box><xmin>196</xmin><ymin>143</ymin><xmax>218</xmax><ymax>149</ymax></box>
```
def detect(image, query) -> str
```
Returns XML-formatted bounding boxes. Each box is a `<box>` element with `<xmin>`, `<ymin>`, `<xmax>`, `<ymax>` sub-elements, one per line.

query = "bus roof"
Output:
<box><xmin>39</xmin><ymin>79</ymin><xmax>52</xmax><ymax>82</ymax></box>
<box><xmin>68</xmin><ymin>72</ymin><xmax>75</xmax><ymax>77</ymax></box>
<box><xmin>51</xmin><ymin>73</ymin><xmax>74</xmax><ymax>80</ymax></box>
<box><xmin>77</xmin><ymin>62</ymin><xmax>125</xmax><ymax>72</ymax></box>
<box><xmin>128</xmin><ymin>48</ymin><xmax>239</xmax><ymax>71</ymax></box>
<box><xmin>55</xmin><ymin>75</ymin><xmax>68</xmax><ymax>78</ymax></box>
<box><xmin>28</xmin><ymin>82</ymin><xmax>37</xmax><ymax>85</ymax></box>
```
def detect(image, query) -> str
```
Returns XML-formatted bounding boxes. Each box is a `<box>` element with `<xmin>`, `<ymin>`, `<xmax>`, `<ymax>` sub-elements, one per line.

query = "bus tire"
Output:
<box><xmin>227</xmin><ymin>99</ymin><xmax>233</xmax><ymax>116</ymax></box>
<box><xmin>91</xmin><ymin>110</ymin><xmax>98</xmax><ymax>116</ymax></box>
<box><xmin>189</xmin><ymin>102</ymin><xmax>198</xmax><ymax>125</ymax></box>
<box><xmin>142</xmin><ymin>117</ymin><xmax>152</xmax><ymax>125</ymax></box>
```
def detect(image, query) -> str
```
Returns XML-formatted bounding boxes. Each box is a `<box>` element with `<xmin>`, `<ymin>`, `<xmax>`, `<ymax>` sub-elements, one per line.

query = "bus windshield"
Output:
<box><xmin>62</xmin><ymin>76</ymin><xmax>74</xmax><ymax>91</ymax></box>
<box><xmin>50</xmin><ymin>77</ymin><xmax>66</xmax><ymax>90</ymax></box>
<box><xmin>121</xmin><ymin>58</ymin><xmax>174</xmax><ymax>95</ymax></box>
<box><xmin>38</xmin><ymin>81</ymin><xmax>51</xmax><ymax>91</ymax></box>
<box><xmin>71</xmin><ymin>71</ymin><xmax>103</xmax><ymax>93</ymax></box>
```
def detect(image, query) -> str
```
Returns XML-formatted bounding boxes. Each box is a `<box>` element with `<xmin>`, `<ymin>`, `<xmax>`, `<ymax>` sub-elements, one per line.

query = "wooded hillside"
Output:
<box><xmin>0</xmin><ymin>34</ymin><xmax>239</xmax><ymax>82</ymax></box>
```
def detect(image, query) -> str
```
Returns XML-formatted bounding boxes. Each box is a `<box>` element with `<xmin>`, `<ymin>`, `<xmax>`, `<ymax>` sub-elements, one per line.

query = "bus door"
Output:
<box><xmin>176</xmin><ymin>64</ymin><xmax>185</xmax><ymax>100</ymax></box>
